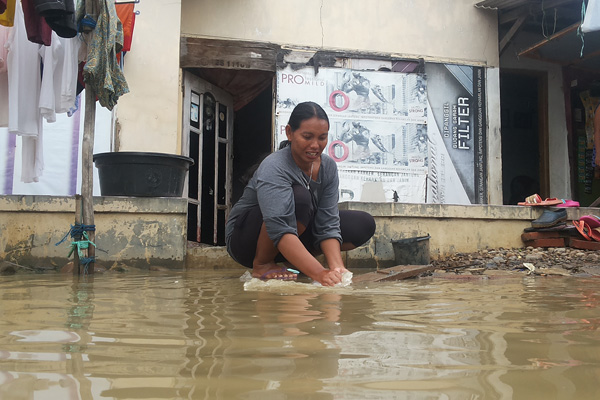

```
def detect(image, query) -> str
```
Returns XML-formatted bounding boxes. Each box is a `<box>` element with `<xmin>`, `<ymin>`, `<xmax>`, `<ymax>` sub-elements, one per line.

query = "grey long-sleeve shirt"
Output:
<box><xmin>225</xmin><ymin>146</ymin><xmax>342</xmax><ymax>251</ymax></box>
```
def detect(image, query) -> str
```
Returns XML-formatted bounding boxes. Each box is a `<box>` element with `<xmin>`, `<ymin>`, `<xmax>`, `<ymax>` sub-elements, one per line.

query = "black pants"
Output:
<box><xmin>228</xmin><ymin>185</ymin><xmax>376</xmax><ymax>268</ymax></box>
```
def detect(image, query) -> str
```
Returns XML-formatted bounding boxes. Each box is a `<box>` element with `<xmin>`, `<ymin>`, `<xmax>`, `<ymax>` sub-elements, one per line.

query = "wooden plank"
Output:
<box><xmin>518</xmin><ymin>22</ymin><xmax>578</xmax><ymax>59</ymax></box>
<box><xmin>499</xmin><ymin>14</ymin><xmax>527</xmax><ymax>55</ymax></box>
<box><xmin>180</xmin><ymin>37</ymin><xmax>280</xmax><ymax>71</ymax></box>
<box><xmin>74</xmin><ymin>194</ymin><xmax>81</xmax><ymax>275</ymax></box>
<box><xmin>353</xmin><ymin>265</ymin><xmax>435</xmax><ymax>283</ymax></box>
<box><xmin>79</xmin><ymin>0</ymin><xmax>97</xmax><ymax>275</ymax></box>
<box><xmin>81</xmin><ymin>86</ymin><xmax>96</xmax><ymax>274</ymax></box>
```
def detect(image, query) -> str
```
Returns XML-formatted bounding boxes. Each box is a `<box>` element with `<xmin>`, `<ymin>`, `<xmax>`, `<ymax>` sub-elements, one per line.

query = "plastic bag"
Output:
<box><xmin>582</xmin><ymin>0</ymin><xmax>600</xmax><ymax>33</ymax></box>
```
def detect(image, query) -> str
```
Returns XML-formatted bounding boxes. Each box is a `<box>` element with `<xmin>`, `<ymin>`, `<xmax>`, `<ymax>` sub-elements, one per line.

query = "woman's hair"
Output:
<box><xmin>240</xmin><ymin>102</ymin><xmax>329</xmax><ymax>186</ymax></box>
<box><xmin>287</xmin><ymin>101</ymin><xmax>329</xmax><ymax>131</ymax></box>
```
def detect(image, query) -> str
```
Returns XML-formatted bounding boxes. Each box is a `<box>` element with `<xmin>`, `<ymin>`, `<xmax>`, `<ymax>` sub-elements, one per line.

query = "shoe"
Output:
<box><xmin>518</xmin><ymin>194</ymin><xmax>563</xmax><ymax>206</ymax></box>
<box><xmin>523</xmin><ymin>222</ymin><xmax>574</xmax><ymax>232</ymax></box>
<box><xmin>555</xmin><ymin>200</ymin><xmax>580</xmax><ymax>207</ymax></box>
<box><xmin>579</xmin><ymin>215</ymin><xmax>600</xmax><ymax>228</ymax></box>
<box><xmin>531</xmin><ymin>209</ymin><xmax>567</xmax><ymax>228</ymax></box>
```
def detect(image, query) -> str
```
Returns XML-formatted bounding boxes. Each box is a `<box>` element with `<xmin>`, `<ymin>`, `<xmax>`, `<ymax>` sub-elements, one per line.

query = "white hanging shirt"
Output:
<box><xmin>39</xmin><ymin>32</ymin><xmax>81</xmax><ymax>122</ymax></box>
<box><xmin>6</xmin><ymin>2</ymin><xmax>44</xmax><ymax>182</ymax></box>
<box><xmin>6</xmin><ymin>1</ymin><xmax>42</xmax><ymax>137</ymax></box>
<box><xmin>0</xmin><ymin>25</ymin><xmax>9</xmax><ymax>127</ymax></box>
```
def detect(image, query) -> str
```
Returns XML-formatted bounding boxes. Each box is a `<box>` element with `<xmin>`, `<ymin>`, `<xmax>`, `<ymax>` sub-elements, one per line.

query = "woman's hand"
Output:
<box><xmin>329</xmin><ymin>264</ymin><xmax>348</xmax><ymax>275</ymax></box>
<box><xmin>315</xmin><ymin>269</ymin><xmax>343</xmax><ymax>286</ymax></box>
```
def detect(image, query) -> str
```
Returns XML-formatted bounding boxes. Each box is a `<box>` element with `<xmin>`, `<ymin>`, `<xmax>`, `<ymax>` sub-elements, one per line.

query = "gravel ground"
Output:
<box><xmin>429</xmin><ymin>246</ymin><xmax>600</xmax><ymax>277</ymax></box>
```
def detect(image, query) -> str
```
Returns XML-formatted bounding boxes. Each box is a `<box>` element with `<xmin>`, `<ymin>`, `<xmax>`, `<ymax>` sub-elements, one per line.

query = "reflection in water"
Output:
<box><xmin>0</xmin><ymin>272</ymin><xmax>599</xmax><ymax>399</ymax></box>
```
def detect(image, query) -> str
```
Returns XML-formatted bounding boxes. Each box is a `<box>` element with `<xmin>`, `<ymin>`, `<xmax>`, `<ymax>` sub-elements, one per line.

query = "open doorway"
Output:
<box><xmin>182</xmin><ymin>69</ymin><xmax>274</xmax><ymax>245</ymax></box>
<box><xmin>232</xmin><ymin>86</ymin><xmax>273</xmax><ymax>204</ymax></box>
<box><xmin>500</xmin><ymin>71</ymin><xmax>549</xmax><ymax>204</ymax></box>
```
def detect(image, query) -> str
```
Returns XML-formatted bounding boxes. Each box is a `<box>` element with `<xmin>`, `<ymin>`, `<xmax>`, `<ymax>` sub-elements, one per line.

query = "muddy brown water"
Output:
<box><xmin>0</xmin><ymin>270</ymin><xmax>599</xmax><ymax>399</ymax></box>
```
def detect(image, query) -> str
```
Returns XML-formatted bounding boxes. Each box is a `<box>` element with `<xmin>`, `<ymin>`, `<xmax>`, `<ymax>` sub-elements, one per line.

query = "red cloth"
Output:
<box><xmin>21</xmin><ymin>0</ymin><xmax>52</xmax><ymax>46</ymax></box>
<box><xmin>116</xmin><ymin>3</ymin><xmax>135</xmax><ymax>52</ymax></box>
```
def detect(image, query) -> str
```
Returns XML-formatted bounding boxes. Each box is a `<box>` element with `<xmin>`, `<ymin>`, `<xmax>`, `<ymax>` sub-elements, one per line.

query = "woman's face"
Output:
<box><xmin>285</xmin><ymin>116</ymin><xmax>329</xmax><ymax>168</ymax></box>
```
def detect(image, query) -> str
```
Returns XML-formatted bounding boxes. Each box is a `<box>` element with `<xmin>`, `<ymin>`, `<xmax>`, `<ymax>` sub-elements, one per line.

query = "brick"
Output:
<box><xmin>522</xmin><ymin>238</ymin><xmax>565</xmax><ymax>248</ymax></box>
<box><xmin>568</xmin><ymin>238</ymin><xmax>600</xmax><ymax>251</ymax></box>
<box><xmin>521</xmin><ymin>231</ymin><xmax>563</xmax><ymax>241</ymax></box>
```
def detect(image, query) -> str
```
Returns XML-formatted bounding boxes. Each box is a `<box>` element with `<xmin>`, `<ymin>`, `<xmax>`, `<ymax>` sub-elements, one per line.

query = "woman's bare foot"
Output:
<box><xmin>252</xmin><ymin>262</ymin><xmax>298</xmax><ymax>280</ymax></box>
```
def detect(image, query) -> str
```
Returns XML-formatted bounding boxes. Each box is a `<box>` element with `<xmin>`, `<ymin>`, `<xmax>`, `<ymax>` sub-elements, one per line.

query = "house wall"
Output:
<box><xmin>180</xmin><ymin>0</ymin><xmax>499</xmax><ymax>67</ymax></box>
<box><xmin>115</xmin><ymin>0</ymin><xmax>183</xmax><ymax>154</ymax></box>
<box><xmin>186</xmin><ymin>201</ymin><xmax>590</xmax><ymax>270</ymax></box>
<box><xmin>0</xmin><ymin>196</ymin><xmax>188</xmax><ymax>270</ymax></box>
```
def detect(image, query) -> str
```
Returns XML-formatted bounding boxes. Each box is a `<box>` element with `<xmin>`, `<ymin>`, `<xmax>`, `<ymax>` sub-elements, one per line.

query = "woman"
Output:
<box><xmin>225</xmin><ymin>101</ymin><xmax>376</xmax><ymax>286</ymax></box>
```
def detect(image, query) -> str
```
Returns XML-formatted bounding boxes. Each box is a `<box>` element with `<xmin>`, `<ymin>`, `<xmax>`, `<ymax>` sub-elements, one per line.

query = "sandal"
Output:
<box><xmin>518</xmin><ymin>194</ymin><xmax>563</xmax><ymax>206</ymax></box>
<box><xmin>572</xmin><ymin>220</ymin><xmax>593</xmax><ymax>241</ymax></box>
<box><xmin>256</xmin><ymin>266</ymin><xmax>298</xmax><ymax>281</ymax></box>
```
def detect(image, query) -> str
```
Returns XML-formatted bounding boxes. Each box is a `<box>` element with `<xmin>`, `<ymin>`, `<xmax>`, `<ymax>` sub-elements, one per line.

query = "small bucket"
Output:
<box><xmin>391</xmin><ymin>234</ymin><xmax>431</xmax><ymax>265</ymax></box>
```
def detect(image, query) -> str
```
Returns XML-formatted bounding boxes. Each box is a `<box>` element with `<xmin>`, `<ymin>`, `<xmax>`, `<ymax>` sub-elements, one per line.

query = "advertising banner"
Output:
<box><xmin>425</xmin><ymin>63</ymin><xmax>487</xmax><ymax>204</ymax></box>
<box><xmin>276</xmin><ymin>67</ymin><xmax>428</xmax><ymax>203</ymax></box>
<box><xmin>276</xmin><ymin>64</ymin><xmax>487</xmax><ymax>204</ymax></box>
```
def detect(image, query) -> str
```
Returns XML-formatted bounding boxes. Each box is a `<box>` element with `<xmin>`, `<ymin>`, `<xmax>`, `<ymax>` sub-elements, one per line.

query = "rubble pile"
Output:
<box><xmin>431</xmin><ymin>246</ymin><xmax>600</xmax><ymax>277</ymax></box>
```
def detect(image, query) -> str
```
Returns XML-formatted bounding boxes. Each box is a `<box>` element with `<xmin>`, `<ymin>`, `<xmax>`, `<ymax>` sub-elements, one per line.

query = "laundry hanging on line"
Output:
<box><xmin>0</xmin><ymin>0</ymin><xmax>135</xmax><ymax>183</ymax></box>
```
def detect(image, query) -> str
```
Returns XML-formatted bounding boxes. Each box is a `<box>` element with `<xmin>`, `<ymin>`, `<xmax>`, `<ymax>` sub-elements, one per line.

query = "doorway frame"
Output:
<box><xmin>182</xmin><ymin>70</ymin><xmax>234</xmax><ymax>244</ymax></box>
<box><xmin>501</xmin><ymin>68</ymin><xmax>550</xmax><ymax>199</ymax></box>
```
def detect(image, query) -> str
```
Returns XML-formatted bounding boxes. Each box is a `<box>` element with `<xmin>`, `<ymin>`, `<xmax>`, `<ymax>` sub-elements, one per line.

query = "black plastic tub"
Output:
<box><xmin>93</xmin><ymin>152</ymin><xmax>194</xmax><ymax>197</ymax></box>
<box><xmin>391</xmin><ymin>234</ymin><xmax>431</xmax><ymax>265</ymax></box>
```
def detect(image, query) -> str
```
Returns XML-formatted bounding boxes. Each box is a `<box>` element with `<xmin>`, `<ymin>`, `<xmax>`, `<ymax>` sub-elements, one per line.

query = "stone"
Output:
<box><xmin>0</xmin><ymin>261</ymin><xmax>19</xmax><ymax>275</ymax></box>
<box><xmin>525</xmin><ymin>253</ymin><xmax>544</xmax><ymax>261</ymax></box>
<box><xmin>61</xmin><ymin>261</ymin><xmax>74</xmax><ymax>273</ymax></box>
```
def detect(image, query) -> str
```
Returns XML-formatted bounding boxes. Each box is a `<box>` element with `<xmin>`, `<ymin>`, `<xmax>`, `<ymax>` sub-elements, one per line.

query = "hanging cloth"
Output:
<box><xmin>6</xmin><ymin>1</ymin><xmax>44</xmax><ymax>182</ymax></box>
<box><xmin>44</xmin><ymin>0</ymin><xmax>77</xmax><ymax>39</ymax></box>
<box><xmin>0</xmin><ymin>0</ymin><xmax>15</xmax><ymax>27</ymax></box>
<box><xmin>0</xmin><ymin>0</ymin><xmax>6</xmax><ymax>14</ymax></box>
<box><xmin>39</xmin><ymin>31</ymin><xmax>81</xmax><ymax>121</ymax></box>
<box><xmin>0</xmin><ymin>25</ymin><xmax>9</xmax><ymax>127</ymax></box>
<box><xmin>21</xmin><ymin>0</ymin><xmax>53</xmax><ymax>46</ymax></box>
<box><xmin>115</xmin><ymin>3</ymin><xmax>135</xmax><ymax>52</ymax></box>
<box><xmin>76</xmin><ymin>0</ymin><xmax>129</xmax><ymax>110</ymax></box>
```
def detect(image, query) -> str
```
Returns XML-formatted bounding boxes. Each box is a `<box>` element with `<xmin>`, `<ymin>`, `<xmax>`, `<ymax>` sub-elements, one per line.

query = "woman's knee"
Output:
<box><xmin>340</xmin><ymin>210</ymin><xmax>375</xmax><ymax>247</ymax></box>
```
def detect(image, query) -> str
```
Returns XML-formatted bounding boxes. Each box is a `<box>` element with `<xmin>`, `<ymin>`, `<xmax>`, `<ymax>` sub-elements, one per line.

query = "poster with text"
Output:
<box><xmin>276</xmin><ymin>67</ymin><xmax>428</xmax><ymax>203</ymax></box>
<box><xmin>425</xmin><ymin>63</ymin><xmax>487</xmax><ymax>204</ymax></box>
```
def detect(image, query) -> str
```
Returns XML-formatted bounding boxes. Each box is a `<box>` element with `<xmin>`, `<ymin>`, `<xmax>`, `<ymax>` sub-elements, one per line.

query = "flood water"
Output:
<box><xmin>0</xmin><ymin>269</ymin><xmax>599</xmax><ymax>400</ymax></box>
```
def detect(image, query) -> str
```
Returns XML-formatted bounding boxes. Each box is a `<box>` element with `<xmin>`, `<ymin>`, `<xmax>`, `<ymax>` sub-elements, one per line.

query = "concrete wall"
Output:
<box><xmin>0</xmin><ymin>196</ymin><xmax>188</xmax><ymax>270</ymax></box>
<box><xmin>2</xmin><ymin>196</ymin><xmax>589</xmax><ymax>271</ymax></box>
<box><xmin>181</xmin><ymin>0</ymin><xmax>499</xmax><ymax>67</ymax></box>
<box><xmin>115</xmin><ymin>0</ymin><xmax>183</xmax><ymax>154</ymax></box>
<box><xmin>187</xmin><ymin>201</ymin><xmax>589</xmax><ymax>271</ymax></box>
<box><xmin>338</xmin><ymin>201</ymin><xmax>583</xmax><ymax>269</ymax></box>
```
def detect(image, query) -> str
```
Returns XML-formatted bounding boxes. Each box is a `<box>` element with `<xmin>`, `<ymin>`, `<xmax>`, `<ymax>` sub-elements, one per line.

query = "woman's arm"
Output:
<box><xmin>278</xmin><ymin>233</ymin><xmax>343</xmax><ymax>286</ymax></box>
<box><xmin>319</xmin><ymin>238</ymin><xmax>347</xmax><ymax>273</ymax></box>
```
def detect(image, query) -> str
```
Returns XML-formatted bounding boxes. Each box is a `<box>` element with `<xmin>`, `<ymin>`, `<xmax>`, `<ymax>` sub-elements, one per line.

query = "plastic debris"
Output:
<box><xmin>522</xmin><ymin>263</ymin><xmax>536</xmax><ymax>275</ymax></box>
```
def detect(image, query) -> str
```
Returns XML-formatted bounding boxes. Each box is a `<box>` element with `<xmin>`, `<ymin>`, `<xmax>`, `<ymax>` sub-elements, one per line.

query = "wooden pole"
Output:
<box><xmin>74</xmin><ymin>194</ymin><xmax>82</xmax><ymax>275</ymax></box>
<box><xmin>81</xmin><ymin>87</ymin><xmax>96</xmax><ymax>274</ymax></box>
<box><xmin>80</xmin><ymin>0</ymin><xmax>98</xmax><ymax>274</ymax></box>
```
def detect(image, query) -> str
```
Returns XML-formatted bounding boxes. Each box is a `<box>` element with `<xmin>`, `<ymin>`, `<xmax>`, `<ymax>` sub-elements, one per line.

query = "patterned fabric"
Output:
<box><xmin>76</xmin><ymin>0</ymin><xmax>129</xmax><ymax>110</ymax></box>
